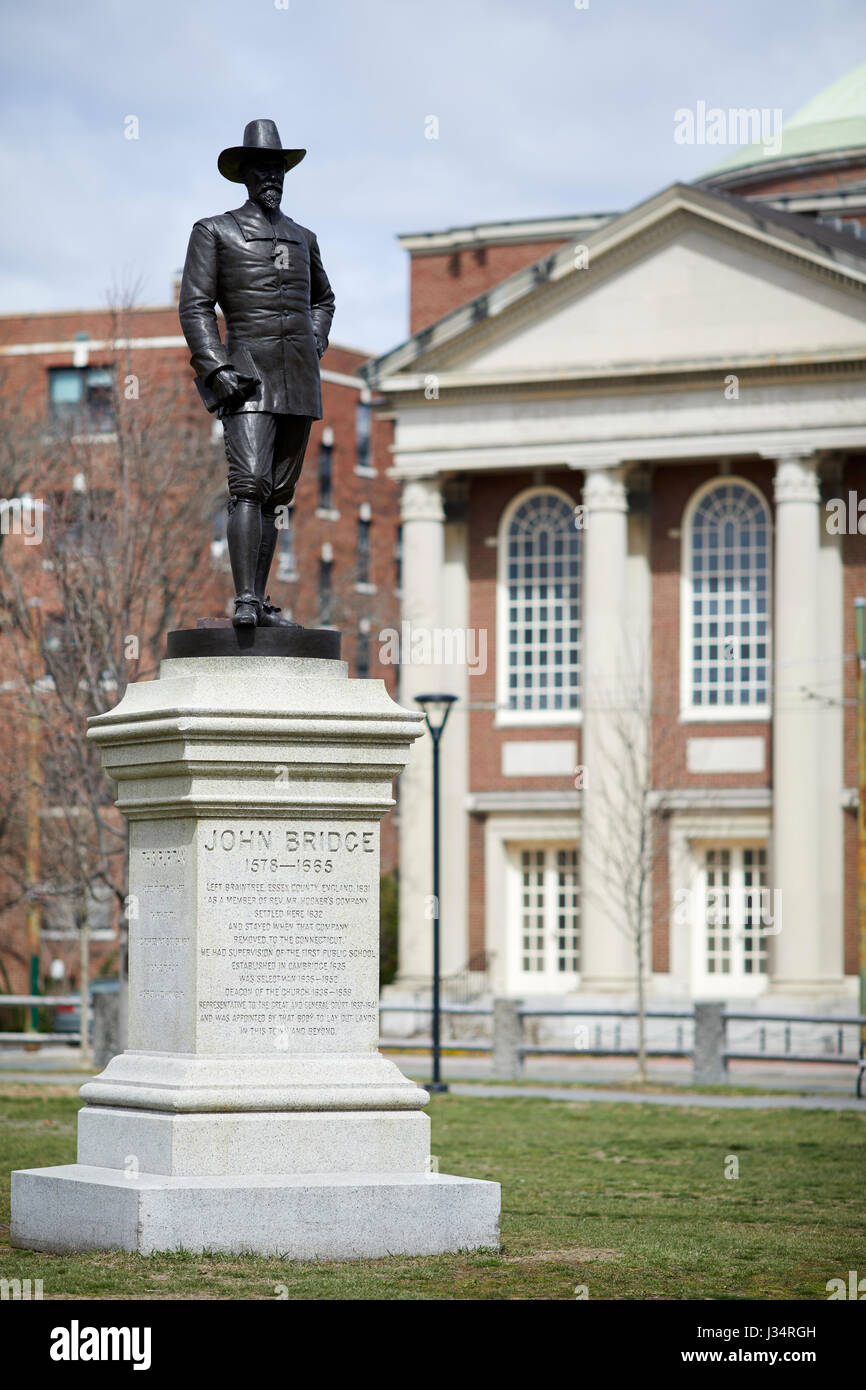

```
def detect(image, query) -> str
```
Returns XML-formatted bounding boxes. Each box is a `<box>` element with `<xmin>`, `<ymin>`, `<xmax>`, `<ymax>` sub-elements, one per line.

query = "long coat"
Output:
<box><xmin>179</xmin><ymin>199</ymin><xmax>335</xmax><ymax>419</ymax></box>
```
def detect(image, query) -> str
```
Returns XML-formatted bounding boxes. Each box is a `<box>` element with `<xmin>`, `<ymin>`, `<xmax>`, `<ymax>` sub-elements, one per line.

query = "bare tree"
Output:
<box><xmin>580</xmin><ymin>649</ymin><xmax>674</xmax><ymax>1081</ymax></box>
<box><xmin>0</xmin><ymin>374</ymin><xmax>47</xmax><ymax>554</ymax></box>
<box><xmin>0</xmin><ymin>310</ymin><xmax>225</xmax><ymax>1016</ymax></box>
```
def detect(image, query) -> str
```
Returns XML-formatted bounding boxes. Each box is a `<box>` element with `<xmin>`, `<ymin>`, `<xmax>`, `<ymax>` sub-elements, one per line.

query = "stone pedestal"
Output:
<box><xmin>12</xmin><ymin>636</ymin><xmax>499</xmax><ymax>1258</ymax></box>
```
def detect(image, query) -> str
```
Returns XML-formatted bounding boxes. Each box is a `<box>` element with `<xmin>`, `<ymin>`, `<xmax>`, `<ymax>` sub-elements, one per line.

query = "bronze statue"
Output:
<box><xmin>179</xmin><ymin>119</ymin><xmax>335</xmax><ymax>628</ymax></box>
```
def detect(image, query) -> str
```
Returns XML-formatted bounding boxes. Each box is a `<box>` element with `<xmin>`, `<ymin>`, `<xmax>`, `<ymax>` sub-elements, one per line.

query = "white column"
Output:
<box><xmin>440</xmin><ymin>499</ymin><xmax>469</xmax><ymax>975</ymax></box>
<box><xmin>579</xmin><ymin>466</ymin><xmax>639</xmax><ymax>990</ymax></box>
<box><xmin>396</xmin><ymin>476</ymin><xmax>445</xmax><ymax>986</ymax></box>
<box><xmin>817</xmin><ymin>479</ymin><xmax>845</xmax><ymax>984</ymax></box>
<box><xmin>771</xmin><ymin>453</ymin><xmax>829</xmax><ymax>991</ymax></box>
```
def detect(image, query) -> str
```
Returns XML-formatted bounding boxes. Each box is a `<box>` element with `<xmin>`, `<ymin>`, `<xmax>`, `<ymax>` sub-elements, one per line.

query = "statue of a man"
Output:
<box><xmin>179</xmin><ymin>119</ymin><xmax>335</xmax><ymax>628</ymax></box>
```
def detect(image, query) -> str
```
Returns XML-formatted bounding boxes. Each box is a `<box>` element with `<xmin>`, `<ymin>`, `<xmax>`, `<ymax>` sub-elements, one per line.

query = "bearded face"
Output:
<box><xmin>243</xmin><ymin>155</ymin><xmax>285</xmax><ymax>211</ymax></box>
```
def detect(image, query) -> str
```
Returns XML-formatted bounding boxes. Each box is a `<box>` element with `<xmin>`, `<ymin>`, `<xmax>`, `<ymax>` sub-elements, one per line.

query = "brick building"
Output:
<box><xmin>0</xmin><ymin>297</ymin><xmax>402</xmax><ymax>992</ymax></box>
<box><xmin>368</xmin><ymin>63</ymin><xmax>866</xmax><ymax>1011</ymax></box>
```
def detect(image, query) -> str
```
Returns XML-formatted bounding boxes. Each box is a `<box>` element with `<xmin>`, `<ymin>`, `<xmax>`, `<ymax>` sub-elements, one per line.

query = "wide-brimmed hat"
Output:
<box><xmin>217</xmin><ymin>119</ymin><xmax>306</xmax><ymax>183</ymax></box>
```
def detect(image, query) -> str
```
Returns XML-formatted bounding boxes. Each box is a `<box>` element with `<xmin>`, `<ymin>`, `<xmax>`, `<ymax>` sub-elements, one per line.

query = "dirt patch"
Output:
<box><xmin>0</xmin><ymin>1085</ymin><xmax>83</xmax><ymax>1099</ymax></box>
<box><xmin>506</xmin><ymin>1247</ymin><xmax>623</xmax><ymax>1265</ymax></box>
<box><xmin>588</xmin><ymin>1150</ymin><xmax>682</xmax><ymax>1165</ymax></box>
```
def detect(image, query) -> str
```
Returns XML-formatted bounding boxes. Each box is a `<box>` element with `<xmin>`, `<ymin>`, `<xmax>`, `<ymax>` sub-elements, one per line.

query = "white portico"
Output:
<box><xmin>367</xmin><ymin>181</ymin><xmax>866</xmax><ymax>1006</ymax></box>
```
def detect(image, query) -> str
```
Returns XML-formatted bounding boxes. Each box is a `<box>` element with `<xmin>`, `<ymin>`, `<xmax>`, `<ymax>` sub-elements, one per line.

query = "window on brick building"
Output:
<box><xmin>394</xmin><ymin>524</ymin><xmax>403</xmax><ymax>591</ymax></box>
<box><xmin>318</xmin><ymin>431</ymin><xmax>334</xmax><ymax>509</ymax></box>
<box><xmin>48</xmin><ymin>366</ymin><xmax>115</xmax><ymax>435</ymax></box>
<box><xmin>355</xmin><ymin>401</ymin><xmax>372</xmax><ymax>471</ymax></box>
<box><xmin>357</xmin><ymin>515</ymin><xmax>371</xmax><ymax>585</ymax></box>
<box><xmin>691</xmin><ymin>844</ymin><xmax>771</xmax><ymax>995</ymax></box>
<box><xmin>276</xmin><ymin>504</ymin><xmax>296</xmax><ymax>580</ymax></box>
<box><xmin>357</xmin><ymin>628</ymin><xmax>370</xmax><ymax>679</ymax></box>
<box><xmin>210</xmin><ymin>505</ymin><xmax>230</xmax><ymax>571</ymax></box>
<box><xmin>319</xmin><ymin>553</ymin><xmax>334</xmax><ymax>625</ymax></box>
<box><xmin>507</xmin><ymin>845</ymin><xmax>580</xmax><ymax>991</ymax></box>
<box><xmin>682</xmin><ymin>480</ymin><xmax>771</xmax><ymax>716</ymax></box>
<box><xmin>497</xmin><ymin>488</ymin><xmax>580</xmax><ymax>722</ymax></box>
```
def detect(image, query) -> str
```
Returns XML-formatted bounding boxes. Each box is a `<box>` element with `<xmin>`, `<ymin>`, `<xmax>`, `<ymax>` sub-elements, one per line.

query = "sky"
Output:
<box><xmin>2</xmin><ymin>0</ymin><xmax>865</xmax><ymax>353</ymax></box>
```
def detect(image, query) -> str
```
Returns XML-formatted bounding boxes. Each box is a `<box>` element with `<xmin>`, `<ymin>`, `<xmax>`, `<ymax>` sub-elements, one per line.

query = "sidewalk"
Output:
<box><xmin>0</xmin><ymin>1045</ymin><xmax>93</xmax><ymax>1086</ymax></box>
<box><xmin>1</xmin><ymin>1045</ymin><xmax>861</xmax><ymax>1108</ymax></box>
<box><xmin>442</xmin><ymin>1082</ymin><xmax>866</xmax><ymax>1111</ymax></box>
<box><xmin>383</xmin><ymin>1049</ymin><xmax>861</xmax><ymax>1100</ymax></box>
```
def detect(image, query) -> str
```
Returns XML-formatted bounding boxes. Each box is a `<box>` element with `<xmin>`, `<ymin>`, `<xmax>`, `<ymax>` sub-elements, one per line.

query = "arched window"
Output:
<box><xmin>499</xmin><ymin>489</ymin><xmax>580</xmax><ymax>717</ymax></box>
<box><xmin>683</xmin><ymin>480</ymin><xmax>771</xmax><ymax>713</ymax></box>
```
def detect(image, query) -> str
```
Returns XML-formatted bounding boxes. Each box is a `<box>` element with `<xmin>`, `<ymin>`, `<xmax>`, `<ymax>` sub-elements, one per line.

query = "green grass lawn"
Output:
<box><xmin>0</xmin><ymin>1086</ymin><xmax>863</xmax><ymax>1300</ymax></box>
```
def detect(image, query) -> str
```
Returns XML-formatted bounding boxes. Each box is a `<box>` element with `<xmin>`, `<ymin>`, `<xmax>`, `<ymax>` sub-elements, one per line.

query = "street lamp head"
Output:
<box><xmin>414</xmin><ymin>692</ymin><xmax>458</xmax><ymax>736</ymax></box>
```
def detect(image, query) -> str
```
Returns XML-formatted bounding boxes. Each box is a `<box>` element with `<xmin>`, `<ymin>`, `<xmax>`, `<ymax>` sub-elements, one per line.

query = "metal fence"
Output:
<box><xmin>4</xmin><ymin>994</ymin><xmax>864</xmax><ymax>1094</ymax></box>
<box><xmin>378</xmin><ymin>999</ymin><xmax>866</xmax><ymax>1089</ymax></box>
<box><xmin>0</xmin><ymin>994</ymin><xmax>81</xmax><ymax>1044</ymax></box>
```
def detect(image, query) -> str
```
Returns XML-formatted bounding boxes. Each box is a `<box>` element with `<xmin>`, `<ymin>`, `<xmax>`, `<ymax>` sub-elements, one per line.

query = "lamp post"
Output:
<box><xmin>414</xmin><ymin>693</ymin><xmax>457</xmax><ymax>1094</ymax></box>
<box><xmin>26</xmin><ymin>597</ymin><xmax>43</xmax><ymax>1034</ymax></box>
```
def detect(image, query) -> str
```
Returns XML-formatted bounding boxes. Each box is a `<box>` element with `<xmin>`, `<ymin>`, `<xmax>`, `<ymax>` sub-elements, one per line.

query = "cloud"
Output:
<box><xmin>1</xmin><ymin>0</ymin><xmax>864</xmax><ymax>350</ymax></box>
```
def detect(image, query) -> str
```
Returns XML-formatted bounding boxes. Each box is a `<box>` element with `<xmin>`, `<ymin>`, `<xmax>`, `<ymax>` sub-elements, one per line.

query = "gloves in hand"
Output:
<box><xmin>211</xmin><ymin>367</ymin><xmax>247</xmax><ymax>409</ymax></box>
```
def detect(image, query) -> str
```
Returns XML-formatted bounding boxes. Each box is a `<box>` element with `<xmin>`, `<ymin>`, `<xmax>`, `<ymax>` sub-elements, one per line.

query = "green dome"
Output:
<box><xmin>702</xmin><ymin>62</ymin><xmax>866</xmax><ymax>180</ymax></box>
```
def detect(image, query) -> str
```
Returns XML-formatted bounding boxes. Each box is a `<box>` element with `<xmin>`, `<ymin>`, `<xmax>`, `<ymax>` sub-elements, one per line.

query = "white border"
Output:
<box><xmin>494</xmin><ymin>484</ymin><xmax>582</xmax><ymax>729</ymax></box>
<box><xmin>668</xmin><ymin>810</ymin><xmax>772</xmax><ymax>999</ymax></box>
<box><xmin>679</xmin><ymin>475</ymin><xmax>773</xmax><ymax>723</ymax></box>
<box><xmin>484</xmin><ymin>813</ymin><xmax>581</xmax><ymax>996</ymax></box>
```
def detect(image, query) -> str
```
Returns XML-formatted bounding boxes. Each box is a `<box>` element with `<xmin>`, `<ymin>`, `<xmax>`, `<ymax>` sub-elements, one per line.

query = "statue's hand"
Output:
<box><xmin>211</xmin><ymin>367</ymin><xmax>245</xmax><ymax>407</ymax></box>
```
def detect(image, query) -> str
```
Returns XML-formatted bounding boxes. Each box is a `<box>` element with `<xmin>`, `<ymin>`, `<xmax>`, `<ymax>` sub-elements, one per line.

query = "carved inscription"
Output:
<box><xmin>128</xmin><ymin>824</ymin><xmax>196</xmax><ymax>1050</ymax></box>
<box><xmin>132</xmin><ymin>849</ymin><xmax>190</xmax><ymax>1004</ymax></box>
<box><xmin>196</xmin><ymin>822</ymin><xmax>379</xmax><ymax>1052</ymax></box>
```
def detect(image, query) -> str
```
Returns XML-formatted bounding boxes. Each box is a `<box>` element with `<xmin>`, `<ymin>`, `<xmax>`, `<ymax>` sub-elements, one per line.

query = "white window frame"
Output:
<box><xmin>667</xmin><ymin>814</ymin><xmax>773</xmax><ymax>999</ymax></box>
<box><xmin>679</xmin><ymin>476</ymin><xmax>772</xmax><ymax>724</ymax></box>
<box><xmin>495</xmin><ymin>485</ymin><xmax>581</xmax><ymax>729</ymax></box>
<box><xmin>484</xmin><ymin>812</ymin><xmax>579</xmax><ymax>996</ymax></box>
<box><xmin>689</xmin><ymin>840</ymin><xmax>772</xmax><ymax>997</ymax></box>
<box><xmin>505</xmin><ymin>841</ymin><xmax>580</xmax><ymax>994</ymax></box>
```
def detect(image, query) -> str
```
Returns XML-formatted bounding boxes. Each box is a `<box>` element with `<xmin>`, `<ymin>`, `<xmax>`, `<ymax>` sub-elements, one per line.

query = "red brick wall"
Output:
<box><xmin>468</xmin><ymin>814</ymin><xmax>486</xmax><ymax>963</ymax></box>
<box><xmin>648</xmin><ymin>460</ymin><xmax>774</xmax><ymax>977</ymax></box>
<box><xmin>0</xmin><ymin>309</ymin><xmax>401</xmax><ymax>997</ymax></box>
<box><xmin>0</xmin><ymin>317</ymin><xmax>400</xmax><ymax>723</ymax></box>
<box><xmin>464</xmin><ymin>469</ymin><xmax>581</xmax><ymax>967</ymax></box>
<box><xmin>409</xmin><ymin>239</ymin><xmax>570</xmax><ymax>335</ymax></box>
<box><xmin>467</xmin><ymin>470</ymin><xmax>583</xmax><ymax>794</ymax></box>
<box><xmin>718</xmin><ymin>159</ymin><xmax>866</xmax><ymax>228</ymax></box>
<box><xmin>0</xmin><ymin>305</ymin><xmax>181</xmax><ymax>350</ymax></box>
<box><xmin>652</xmin><ymin>811</ymin><xmax>671</xmax><ymax>973</ymax></box>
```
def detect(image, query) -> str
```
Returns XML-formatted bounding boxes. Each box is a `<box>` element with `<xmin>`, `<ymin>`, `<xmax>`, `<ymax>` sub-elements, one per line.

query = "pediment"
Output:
<box><xmin>464</xmin><ymin>222</ymin><xmax>866</xmax><ymax>374</ymax></box>
<box><xmin>372</xmin><ymin>186</ymin><xmax>866</xmax><ymax>386</ymax></box>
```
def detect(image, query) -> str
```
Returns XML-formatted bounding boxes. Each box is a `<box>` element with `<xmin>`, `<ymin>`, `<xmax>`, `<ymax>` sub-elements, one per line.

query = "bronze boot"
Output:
<box><xmin>227</xmin><ymin>498</ymin><xmax>262</xmax><ymax>628</ymax></box>
<box><xmin>255</xmin><ymin>511</ymin><xmax>300</xmax><ymax>628</ymax></box>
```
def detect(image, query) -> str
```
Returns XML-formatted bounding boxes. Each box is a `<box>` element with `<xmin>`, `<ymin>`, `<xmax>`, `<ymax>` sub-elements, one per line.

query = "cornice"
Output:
<box><xmin>649</xmin><ymin>787</ymin><xmax>773</xmax><ymax>811</ymax></box>
<box><xmin>388</xmin><ymin>427</ymin><xmax>866</xmax><ymax>478</ymax></box>
<box><xmin>377</xmin><ymin>352</ymin><xmax>866</xmax><ymax>407</ymax></box>
<box><xmin>465</xmin><ymin>790</ymin><xmax>580</xmax><ymax>813</ymax></box>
